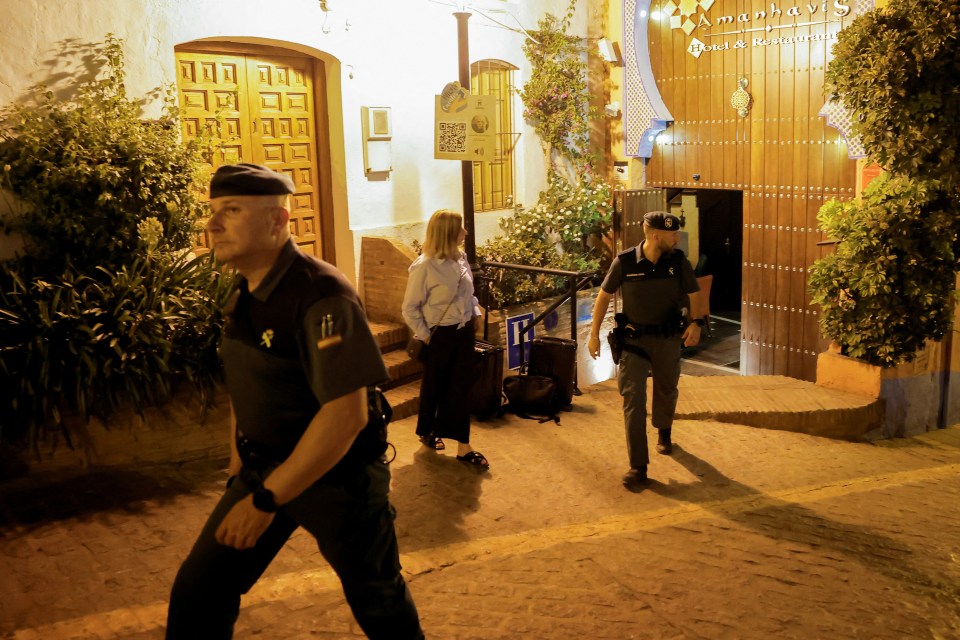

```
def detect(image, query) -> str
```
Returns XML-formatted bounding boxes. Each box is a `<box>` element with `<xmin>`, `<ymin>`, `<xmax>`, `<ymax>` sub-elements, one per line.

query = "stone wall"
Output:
<box><xmin>7</xmin><ymin>391</ymin><xmax>231</xmax><ymax>477</ymax></box>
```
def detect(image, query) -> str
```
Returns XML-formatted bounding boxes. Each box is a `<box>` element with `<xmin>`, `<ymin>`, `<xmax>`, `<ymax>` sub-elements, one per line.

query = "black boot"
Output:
<box><xmin>656</xmin><ymin>429</ymin><xmax>673</xmax><ymax>455</ymax></box>
<box><xmin>622</xmin><ymin>466</ymin><xmax>648</xmax><ymax>492</ymax></box>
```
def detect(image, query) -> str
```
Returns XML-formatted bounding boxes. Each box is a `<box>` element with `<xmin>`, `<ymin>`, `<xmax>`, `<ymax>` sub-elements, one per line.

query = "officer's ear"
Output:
<box><xmin>265</xmin><ymin>195</ymin><xmax>291</xmax><ymax>236</ymax></box>
<box><xmin>274</xmin><ymin>205</ymin><xmax>290</xmax><ymax>235</ymax></box>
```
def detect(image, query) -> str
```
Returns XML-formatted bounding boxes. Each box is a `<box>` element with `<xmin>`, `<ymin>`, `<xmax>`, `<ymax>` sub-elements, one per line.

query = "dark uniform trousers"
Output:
<box><xmin>416</xmin><ymin>323</ymin><xmax>475</xmax><ymax>443</ymax></box>
<box><xmin>166</xmin><ymin>460</ymin><xmax>423</xmax><ymax>639</ymax></box>
<box><xmin>616</xmin><ymin>334</ymin><xmax>681</xmax><ymax>469</ymax></box>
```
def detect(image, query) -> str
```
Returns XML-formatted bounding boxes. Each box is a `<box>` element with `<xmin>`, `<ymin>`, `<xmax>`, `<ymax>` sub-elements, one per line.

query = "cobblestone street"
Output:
<box><xmin>2</xmin><ymin>379</ymin><xmax>959</xmax><ymax>639</ymax></box>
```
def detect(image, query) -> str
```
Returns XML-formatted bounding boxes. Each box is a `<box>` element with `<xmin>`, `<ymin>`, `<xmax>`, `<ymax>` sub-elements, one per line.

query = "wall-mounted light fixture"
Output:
<box><xmin>598</xmin><ymin>37</ymin><xmax>623</xmax><ymax>66</ymax></box>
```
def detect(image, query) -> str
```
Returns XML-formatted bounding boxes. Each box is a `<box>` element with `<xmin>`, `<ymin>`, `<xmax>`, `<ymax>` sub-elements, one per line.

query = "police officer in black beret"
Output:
<box><xmin>166</xmin><ymin>164</ymin><xmax>423</xmax><ymax>638</ymax></box>
<box><xmin>587</xmin><ymin>211</ymin><xmax>703</xmax><ymax>491</ymax></box>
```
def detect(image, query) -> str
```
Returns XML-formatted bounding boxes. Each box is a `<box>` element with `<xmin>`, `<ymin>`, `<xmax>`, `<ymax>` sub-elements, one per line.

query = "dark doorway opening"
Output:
<box><xmin>691</xmin><ymin>189</ymin><xmax>743</xmax><ymax>316</ymax></box>
<box><xmin>666</xmin><ymin>188</ymin><xmax>744</xmax><ymax>375</ymax></box>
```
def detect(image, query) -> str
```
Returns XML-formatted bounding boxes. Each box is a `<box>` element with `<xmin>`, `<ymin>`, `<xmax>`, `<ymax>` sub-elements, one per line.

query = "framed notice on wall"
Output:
<box><xmin>433</xmin><ymin>81</ymin><xmax>496</xmax><ymax>162</ymax></box>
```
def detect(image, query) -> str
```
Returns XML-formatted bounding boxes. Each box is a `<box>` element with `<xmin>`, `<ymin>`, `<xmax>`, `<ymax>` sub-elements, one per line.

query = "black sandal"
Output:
<box><xmin>418</xmin><ymin>435</ymin><xmax>445</xmax><ymax>450</ymax></box>
<box><xmin>456</xmin><ymin>451</ymin><xmax>489</xmax><ymax>469</ymax></box>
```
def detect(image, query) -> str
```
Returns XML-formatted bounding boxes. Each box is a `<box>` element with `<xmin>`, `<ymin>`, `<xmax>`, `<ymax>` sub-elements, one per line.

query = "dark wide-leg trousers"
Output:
<box><xmin>616</xmin><ymin>335</ymin><xmax>682</xmax><ymax>469</ymax></box>
<box><xmin>416</xmin><ymin>323</ymin><xmax>475</xmax><ymax>443</ymax></box>
<box><xmin>166</xmin><ymin>461</ymin><xmax>423</xmax><ymax>639</ymax></box>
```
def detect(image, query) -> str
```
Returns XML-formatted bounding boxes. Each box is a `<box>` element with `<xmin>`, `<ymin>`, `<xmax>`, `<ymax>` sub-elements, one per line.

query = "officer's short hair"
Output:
<box><xmin>643</xmin><ymin>211</ymin><xmax>681</xmax><ymax>231</ymax></box>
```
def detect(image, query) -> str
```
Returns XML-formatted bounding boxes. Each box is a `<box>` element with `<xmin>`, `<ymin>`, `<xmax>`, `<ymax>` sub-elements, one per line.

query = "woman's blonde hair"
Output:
<box><xmin>422</xmin><ymin>209</ymin><xmax>464</xmax><ymax>260</ymax></box>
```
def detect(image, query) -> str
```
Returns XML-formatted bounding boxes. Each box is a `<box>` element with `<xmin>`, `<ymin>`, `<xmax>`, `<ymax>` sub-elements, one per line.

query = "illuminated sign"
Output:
<box><xmin>656</xmin><ymin>0</ymin><xmax>853</xmax><ymax>57</ymax></box>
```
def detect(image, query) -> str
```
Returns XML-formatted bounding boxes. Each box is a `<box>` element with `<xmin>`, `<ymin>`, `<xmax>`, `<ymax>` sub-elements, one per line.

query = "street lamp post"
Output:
<box><xmin>454</xmin><ymin>11</ymin><xmax>477</xmax><ymax>264</ymax></box>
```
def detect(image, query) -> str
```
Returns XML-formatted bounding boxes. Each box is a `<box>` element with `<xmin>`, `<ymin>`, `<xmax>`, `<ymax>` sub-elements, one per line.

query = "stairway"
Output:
<box><xmin>369</xmin><ymin>320</ymin><xmax>422</xmax><ymax>421</ymax></box>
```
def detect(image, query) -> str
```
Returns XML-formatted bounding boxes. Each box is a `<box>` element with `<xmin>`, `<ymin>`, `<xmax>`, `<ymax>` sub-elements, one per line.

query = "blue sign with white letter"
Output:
<box><xmin>506</xmin><ymin>312</ymin><xmax>535</xmax><ymax>370</ymax></box>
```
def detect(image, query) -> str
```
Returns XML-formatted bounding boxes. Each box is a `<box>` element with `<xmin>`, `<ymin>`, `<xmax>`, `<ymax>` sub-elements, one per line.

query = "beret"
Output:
<box><xmin>209</xmin><ymin>163</ymin><xmax>295</xmax><ymax>198</ymax></box>
<box><xmin>643</xmin><ymin>211</ymin><xmax>682</xmax><ymax>231</ymax></box>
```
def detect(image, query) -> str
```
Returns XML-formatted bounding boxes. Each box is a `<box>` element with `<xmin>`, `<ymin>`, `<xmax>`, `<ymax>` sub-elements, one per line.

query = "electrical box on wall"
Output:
<box><xmin>361</xmin><ymin>106</ymin><xmax>392</xmax><ymax>174</ymax></box>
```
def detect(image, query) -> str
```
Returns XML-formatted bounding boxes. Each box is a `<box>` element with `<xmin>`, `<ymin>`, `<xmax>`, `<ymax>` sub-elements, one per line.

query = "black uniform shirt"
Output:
<box><xmin>601</xmin><ymin>242</ymin><xmax>699</xmax><ymax>325</ymax></box>
<box><xmin>221</xmin><ymin>239</ymin><xmax>388</xmax><ymax>459</ymax></box>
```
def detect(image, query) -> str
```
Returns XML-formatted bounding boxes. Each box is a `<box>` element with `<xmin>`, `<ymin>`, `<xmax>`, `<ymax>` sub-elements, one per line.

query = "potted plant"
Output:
<box><xmin>809</xmin><ymin>0</ymin><xmax>960</xmax><ymax>437</ymax></box>
<box><xmin>809</xmin><ymin>175</ymin><xmax>957</xmax><ymax>437</ymax></box>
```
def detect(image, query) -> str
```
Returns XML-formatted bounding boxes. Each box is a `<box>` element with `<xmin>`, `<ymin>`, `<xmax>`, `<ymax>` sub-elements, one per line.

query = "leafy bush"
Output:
<box><xmin>0</xmin><ymin>35</ymin><xmax>209</xmax><ymax>275</ymax></box>
<box><xmin>0</xmin><ymin>36</ymin><xmax>227</xmax><ymax>452</ymax></box>
<box><xmin>825</xmin><ymin>0</ymin><xmax>960</xmax><ymax>192</ymax></box>
<box><xmin>479</xmin><ymin>174</ymin><xmax>612</xmax><ymax>307</ymax></box>
<box><xmin>0</xmin><ymin>241</ymin><xmax>232</xmax><ymax>449</ymax></box>
<box><xmin>808</xmin><ymin>175</ymin><xmax>957</xmax><ymax>366</ymax></box>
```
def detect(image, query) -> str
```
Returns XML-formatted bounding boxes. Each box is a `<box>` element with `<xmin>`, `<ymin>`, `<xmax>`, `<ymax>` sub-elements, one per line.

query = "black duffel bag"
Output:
<box><xmin>502</xmin><ymin>367</ymin><xmax>560</xmax><ymax>424</ymax></box>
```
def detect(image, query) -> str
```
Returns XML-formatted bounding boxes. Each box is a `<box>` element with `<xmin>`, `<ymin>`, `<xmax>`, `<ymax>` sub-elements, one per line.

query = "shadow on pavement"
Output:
<box><xmin>0</xmin><ymin>460</ymin><xmax>225</xmax><ymax>534</ymax></box>
<box><xmin>389</xmin><ymin>446</ymin><xmax>487</xmax><ymax>552</ymax></box>
<box><xmin>649</xmin><ymin>444</ymin><xmax>960</xmax><ymax>605</ymax></box>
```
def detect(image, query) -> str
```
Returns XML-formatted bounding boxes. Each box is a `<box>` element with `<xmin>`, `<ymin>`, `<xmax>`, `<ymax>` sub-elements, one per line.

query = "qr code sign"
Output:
<box><xmin>438</xmin><ymin>122</ymin><xmax>467</xmax><ymax>153</ymax></box>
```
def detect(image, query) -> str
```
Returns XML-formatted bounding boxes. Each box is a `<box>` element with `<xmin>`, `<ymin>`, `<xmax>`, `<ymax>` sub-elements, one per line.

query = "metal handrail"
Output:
<box><xmin>479</xmin><ymin>260</ymin><xmax>600</xmax><ymax>395</ymax></box>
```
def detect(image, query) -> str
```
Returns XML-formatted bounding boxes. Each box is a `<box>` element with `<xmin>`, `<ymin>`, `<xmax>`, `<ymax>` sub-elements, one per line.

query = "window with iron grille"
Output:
<box><xmin>470</xmin><ymin>60</ymin><xmax>518</xmax><ymax>212</ymax></box>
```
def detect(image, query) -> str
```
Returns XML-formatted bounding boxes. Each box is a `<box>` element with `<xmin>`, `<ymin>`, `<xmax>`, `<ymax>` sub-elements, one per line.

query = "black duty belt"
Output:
<box><xmin>236</xmin><ymin>434</ymin><xmax>286</xmax><ymax>472</ymax></box>
<box><xmin>615</xmin><ymin>313</ymin><xmax>685</xmax><ymax>338</ymax></box>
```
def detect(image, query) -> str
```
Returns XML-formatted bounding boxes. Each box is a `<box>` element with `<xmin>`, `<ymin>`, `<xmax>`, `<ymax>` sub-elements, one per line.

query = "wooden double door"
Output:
<box><xmin>175</xmin><ymin>46</ymin><xmax>327</xmax><ymax>258</ymax></box>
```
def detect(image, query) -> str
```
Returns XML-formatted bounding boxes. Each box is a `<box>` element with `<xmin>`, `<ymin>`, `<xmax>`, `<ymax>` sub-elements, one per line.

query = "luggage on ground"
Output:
<box><xmin>469</xmin><ymin>339</ymin><xmax>504</xmax><ymax>420</ymax></box>
<box><xmin>528</xmin><ymin>336</ymin><xmax>577</xmax><ymax>408</ymax></box>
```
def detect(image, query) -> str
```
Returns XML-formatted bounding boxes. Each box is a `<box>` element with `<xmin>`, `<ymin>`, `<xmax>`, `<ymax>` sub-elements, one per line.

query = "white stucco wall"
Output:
<box><xmin>0</xmin><ymin>0</ymin><xmax>586</xmax><ymax>282</ymax></box>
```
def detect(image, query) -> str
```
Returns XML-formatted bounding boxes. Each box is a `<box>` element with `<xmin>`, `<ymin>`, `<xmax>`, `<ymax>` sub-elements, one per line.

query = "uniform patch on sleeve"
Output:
<box><xmin>316</xmin><ymin>335</ymin><xmax>343</xmax><ymax>350</ymax></box>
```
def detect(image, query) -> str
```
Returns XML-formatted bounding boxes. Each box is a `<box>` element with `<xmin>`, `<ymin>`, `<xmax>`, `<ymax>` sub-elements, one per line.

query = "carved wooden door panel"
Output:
<box><xmin>245</xmin><ymin>55</ymin><xmax>321</xmax><ymax>257</ymax></box>
<box><xmin>175</xmin><ymin>50</ymin><xmax>323</xmax><ymax>257</ymax></box>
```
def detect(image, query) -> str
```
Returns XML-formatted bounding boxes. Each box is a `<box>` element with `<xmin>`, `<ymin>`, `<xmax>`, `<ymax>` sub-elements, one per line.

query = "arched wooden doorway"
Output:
<box><xmin>174</xmin><ymin>42</ymin><xmax>335</xmax><ymax>262</ymax></box>
<box><xmin>630</xmin><ymin>0</ymin><xmax>859</xmax><ymax>380</ymax></box>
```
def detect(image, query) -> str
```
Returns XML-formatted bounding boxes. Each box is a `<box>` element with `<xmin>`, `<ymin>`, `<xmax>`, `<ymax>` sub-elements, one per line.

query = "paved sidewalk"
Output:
<box><xmin>1</xmin><ymin>379</ymin><xmax>959</xmax><ymax>639</ymax></box>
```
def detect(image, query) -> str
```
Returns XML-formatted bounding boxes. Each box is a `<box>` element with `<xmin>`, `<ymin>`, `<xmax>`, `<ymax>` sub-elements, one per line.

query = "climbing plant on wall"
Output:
<box><xmin>519</xmin><ymin>0</ymin><xmax>597</xmax><ymax>178</ymax></box>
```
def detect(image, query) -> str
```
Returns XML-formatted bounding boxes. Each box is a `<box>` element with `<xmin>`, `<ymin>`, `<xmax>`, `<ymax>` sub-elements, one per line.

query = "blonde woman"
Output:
<box><xmin>401</xmin><ymin>210</ymin><xmax>489</xmax><ymax>469</ymax></box>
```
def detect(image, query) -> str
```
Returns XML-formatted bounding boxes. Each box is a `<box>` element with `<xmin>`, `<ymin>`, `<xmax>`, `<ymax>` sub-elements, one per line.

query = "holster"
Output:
<box><xmin>607</xmin><ymin>313</ymin><xmax>628</xmax><ymax>363</ymax></box>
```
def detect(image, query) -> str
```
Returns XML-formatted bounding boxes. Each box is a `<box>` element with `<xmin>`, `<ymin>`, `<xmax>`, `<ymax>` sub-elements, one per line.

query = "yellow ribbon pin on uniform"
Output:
<box><xmin>260</xmin><ymin>329</ymin><xmax>275</xmax><ymax>348</ymax></box>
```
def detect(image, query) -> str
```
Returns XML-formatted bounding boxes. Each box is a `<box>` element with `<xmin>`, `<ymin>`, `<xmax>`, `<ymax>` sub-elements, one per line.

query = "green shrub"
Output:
<box><xmin>825</xmin><ymin>0</ymin><xmax>960</xmax><ymax>193</ymax></box>
<box><xmin>0</xmin><ymin>36</ymin><xmax>227</xmax><ymax>452</ymax></box>
<box><xmin>0</xmin><ymin>35</ymin><xmax>209</xmax><ymax>275</ymax></box>
<box><xmin>0</xmin><ymin>244</ymin><xmax>232</xmax><ymax>449</ymax></box>
<box><xmin>808</xmin><ymin>175</ymin><xmax>957</xmax><ymax>366</ymax></box>
<box><xmin>478</xmin><ymin>173</ymin><xmax>612</xmax><ymax>307</ymax></box>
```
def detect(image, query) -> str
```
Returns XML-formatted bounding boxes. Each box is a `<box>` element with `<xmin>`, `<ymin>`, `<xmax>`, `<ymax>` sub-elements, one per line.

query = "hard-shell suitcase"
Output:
<box><xmin>528</xmin><ymin>336</ymin><xmax>577</xmax><ymax>408</ymax></box>
<box><xmin>469</xmin><ymin>339</ymin><xmax>504</xmax><ymax>419</ymax></box>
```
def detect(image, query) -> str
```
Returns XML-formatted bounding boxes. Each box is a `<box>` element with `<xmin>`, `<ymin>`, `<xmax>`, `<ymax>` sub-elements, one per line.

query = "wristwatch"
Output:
<box><xmin>691</xmin><ymin>318</ymin><xmax>705</xmax><ymax>327</ymax></box>
<box><xmin>252</xmin><ymin>486</ymin><xmax>279</xmax><ymax>513</ymax></box>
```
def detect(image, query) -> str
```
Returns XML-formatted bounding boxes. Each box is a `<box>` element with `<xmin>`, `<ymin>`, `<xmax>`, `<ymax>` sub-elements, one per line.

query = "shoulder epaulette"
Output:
<box><xmin>617</xmin><ymin>247</ymin><xmax>637</xmax><ymax>265</ymax></box>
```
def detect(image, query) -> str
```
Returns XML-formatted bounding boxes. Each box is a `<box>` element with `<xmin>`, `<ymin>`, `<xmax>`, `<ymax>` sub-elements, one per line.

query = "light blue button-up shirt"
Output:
<box><xmin>401</xmin><ymin>251</ymin><xmax>480</xmax><ymax>341</ymax></box>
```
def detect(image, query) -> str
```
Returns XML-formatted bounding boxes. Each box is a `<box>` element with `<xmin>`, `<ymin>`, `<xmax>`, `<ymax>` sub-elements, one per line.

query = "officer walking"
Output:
<box><xmin>166</xmin><ymin>164</ymin><xmax>423</xmax><ymax>638</ymax></box>
<box><xmin>587</xmin><ymin>211</ymin><xmax>703</xmax><ymax>491</ymax></box>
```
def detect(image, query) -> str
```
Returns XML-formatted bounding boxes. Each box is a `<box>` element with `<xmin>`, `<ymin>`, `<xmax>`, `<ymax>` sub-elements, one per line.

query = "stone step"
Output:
<box><xmin>384</xmin><ymin>379</ymin><xmax>420</xmax><ymax>422</ymax></box>
<box><xmin>370</xmin><ymin>320</ymin><xmax>421</xmax><ymax>421</ymax></box>
<box><xmin>381</xmin><ymin>348</ymin><xmax>422</xmax><ymax>388</ymax></box>
<box><xmin>369</xmin><ymin>320</ymin><xmax>408</xmax><ymax>352</ymax></box>
<box><xmin>671</xmin><ymin>375</ymin><xmax>884</xmax><ymax>439</ymax></box>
